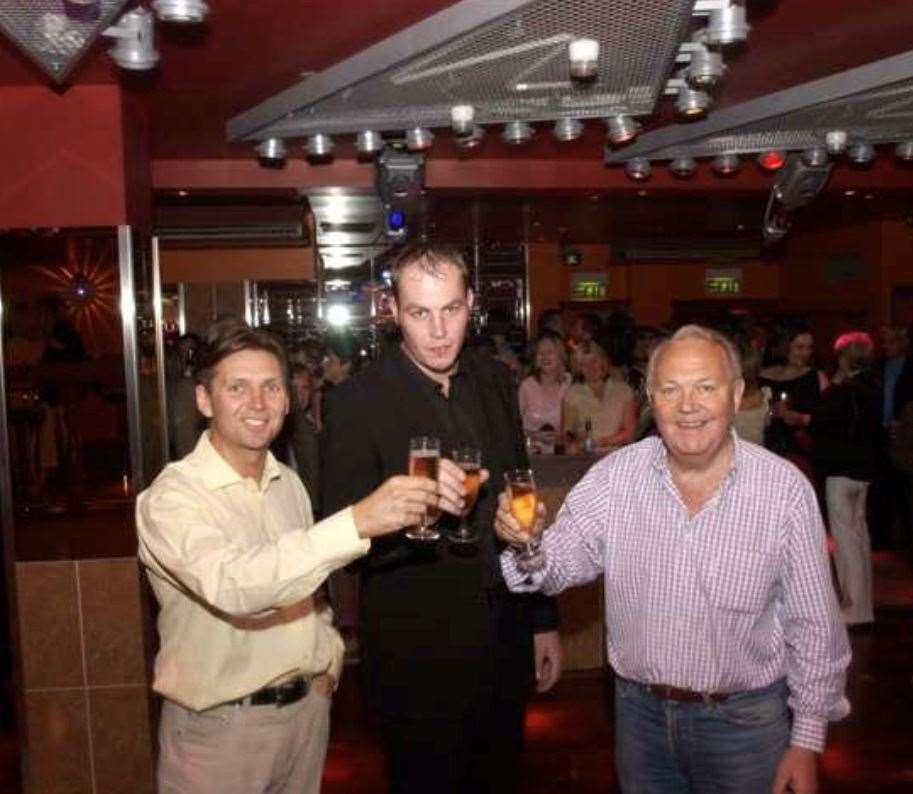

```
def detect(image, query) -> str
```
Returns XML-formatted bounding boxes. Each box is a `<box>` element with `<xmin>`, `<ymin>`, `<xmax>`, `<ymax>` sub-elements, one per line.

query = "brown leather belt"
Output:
<box><xmin>645</xmin><ymin>683</ymin><xmax>730</xmax><ymax>703</ymax></box>
<box><xmin>228</xmin><ymin>675</ymin><xmax>309</xmax><ymax>708</ymax></box>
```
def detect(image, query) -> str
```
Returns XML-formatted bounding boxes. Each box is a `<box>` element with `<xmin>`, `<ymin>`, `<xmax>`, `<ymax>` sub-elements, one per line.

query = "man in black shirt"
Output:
<box><xmin>321</xmin><ymin>244</ymin><xmax>561</xmax><ymax>794</ymax></box>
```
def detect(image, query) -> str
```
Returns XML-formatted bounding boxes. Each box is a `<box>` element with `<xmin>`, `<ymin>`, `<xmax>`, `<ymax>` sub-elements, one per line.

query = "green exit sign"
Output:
<box><xmin>570</xmin><ymin>271</ymin><xmax>607</xmax><ymax>300</ymax></box>
<box><xmin>705</xmin><ymin>267</ymin><xmax>742</xmax><ymax>295</ymax></box>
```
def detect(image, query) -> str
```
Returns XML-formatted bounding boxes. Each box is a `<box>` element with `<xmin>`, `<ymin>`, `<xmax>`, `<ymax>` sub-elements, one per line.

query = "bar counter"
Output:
<box><xmin>531</xmin><ymin>453</ymin><xmax>605</xmax><ymax>672</ymax></box>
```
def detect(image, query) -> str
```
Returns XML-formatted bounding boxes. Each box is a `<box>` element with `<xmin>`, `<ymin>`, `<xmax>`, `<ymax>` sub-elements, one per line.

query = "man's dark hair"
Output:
<box><xmin>389</xmin><ymin>243</ymin><xmax>470</xmax><ymax>300</ymax></box>
<box><xmin>193</xmin><ymin>319</ymin><xmax>288</xmax><ymax>391</ymax></box>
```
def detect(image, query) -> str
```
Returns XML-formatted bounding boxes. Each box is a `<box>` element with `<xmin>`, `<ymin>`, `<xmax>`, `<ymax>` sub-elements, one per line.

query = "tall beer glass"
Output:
<box><xmin>504</xmin><ymin>468</ymin><xmax>545</xmax><ymax>573</ymax></box>
<box><xmin>406</xmin><ymin>436</ymin><xmax>441</xmax><ymax>541</ymax></box>
<box><xmin>450</xmin><ymin>445</ymin><xmax>482</xmax><ymax>544</ymax></box>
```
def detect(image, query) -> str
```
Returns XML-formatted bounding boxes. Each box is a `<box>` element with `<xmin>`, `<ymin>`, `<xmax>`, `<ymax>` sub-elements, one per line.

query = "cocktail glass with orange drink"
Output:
<box><xmin>504</xmin><ymin>468</ymin><xmax>545</xmax><ymax>573</ymax></box>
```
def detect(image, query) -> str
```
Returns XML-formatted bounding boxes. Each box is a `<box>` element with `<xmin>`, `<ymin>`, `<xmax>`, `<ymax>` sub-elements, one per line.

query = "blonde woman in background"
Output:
<box><xmin>518</xmin><ymin>330</ymin><xmax>571</xmax><ymax>454</ymax></box>
<box><xmin>733</xmin><ymin>345</ymin><xmax>770</xmax><ymax>445</ymax></box>
<box><xmin>562</xmin><ymin>342</ymin><xmax>636</xmax><ymax>454</ymax></box>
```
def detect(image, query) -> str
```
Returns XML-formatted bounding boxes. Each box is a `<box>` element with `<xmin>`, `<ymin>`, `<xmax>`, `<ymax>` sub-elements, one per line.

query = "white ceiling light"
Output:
<box><xmin>103</xmin><ymin>7</ymin><xmax>159</xmax><ymax>71</ymax></box>
<box><xmin>705</xmin><ymin>4</ymin><xmax>749</xmax><ymax>46</ymax></box>
<box><xmin>669</xmin><ymin>156</ymin><xmax>697</xmax><ymax>177</ymax></box>
<box><xmin>625</xmin><ymin>158</ymin><xmax>652</xmax><ymax>181</ymax></box>
<box><xmin>825</xmin><ymin>130</ymin><xmax>849</xmax><ymax>155</ymax></box>
<box><xmin>406</xmin><ymin>127</ymin><xmax>434</xmax><ymax>152</ymax></box>
<box><xmin>801</xmin><ymin>147</ymin><xmax>828</xmax><ymax>167</ymax></box>
<box><xmin>676</xmin><ymin>85</ymin><xmax>711</xmax><ymax>117</ymax></box>
<box><xmin>355</xmin><ymin>130</ymin><xmax>384</xmax><ymax>157</ymax></box>
<box><xmin>687</xmin><ymin>43</ymin><xmax>725</xmax><ymax>89</ymax></box>
<box><xmin>553</xmin><ymin>117</ymin><xmax>583</xmax><ymax>142</ymax></box>
<box><xmin>152</xmin><ymin>0</ymin><xmax>209</xmax><ymax>23</ymax></box>
<box><xmin>325</xmin><ymin>304</ymin><xmax>351</xmax><ymax>328</ymax></box>
<box><xmin>255</xmin><ymin>138</ymin><xmax>287</xmax><ymax>162</ymax></box>
<box><xmin>306</xmin><ymin>134</ymin><xmax>334</xmax><ymax>159</ymax></box>
<box><xmin>568</xmin><ymin>38</ymin><xmax>599</xmax><ymax>80</ymax></box>
<box><xmin>502</xmin><ymin>120</ymin><xmax>534</xmax><ymax>145</ymax></box>
<box><xmin>456</xmin><ymin>125</ymin><xmax>486</xmax><ymax>149</ymax></box>
<box><xmin>450</xmin><ymin>105</ymin><xmax>475</xmax><ymax>136</ymax></box>
<box><xmin>604</xmin><ymin>114</ymin><xmax>640</xmax><ymax>146</ymax></box>
<box><xmin>712</xmin><ymin>153</ymin><xmax>741</xmax><ymax>175</ymax></box>
<box><xmin>895</xmin><ymin>140</ymin><xmax>913</xmax><ymax>161</ymax></box>
<box><xmin>846</xmin><ymin>142</ymin><xmax>875</xmax><ymax>165</ymax></box>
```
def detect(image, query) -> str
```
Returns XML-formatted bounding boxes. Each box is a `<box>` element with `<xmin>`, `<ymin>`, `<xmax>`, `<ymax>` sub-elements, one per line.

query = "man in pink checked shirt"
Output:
<box><xmin>496</xmin><ymin>324</ymin><xmax>850</xmax><ymax>794</ymax></box>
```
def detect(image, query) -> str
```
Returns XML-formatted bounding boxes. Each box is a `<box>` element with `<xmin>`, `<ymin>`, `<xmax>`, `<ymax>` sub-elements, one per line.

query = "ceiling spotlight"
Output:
<box><xmin>604</xmin><ymin>114</ymin><xmax>640</xmax><ymax>145</ymax></box>
<box><xmin>405</xmin><ymin>127</ymin><xmax>434</xmax><ymax>152</ymax></box>
<box><xmin>355</xmin><ymin>130</ymin><xmax>384</xmax><ymax>157</ymax></box>
<box><xmin>502</xmin><ymin>120</ymin><xmax>534</xmax><ymax>145</ymax></box>
<box><xmin>825</xmin><ymin>130</ymin><xmax>848</xmax><ymax>155</ymax></box>
<box><xmin>456</xmin><ymin>125</ymin><xmax>486</xmax><ymax>150</ymax></box>
<box><xmin>450</xmin><ymin>105</ymin><xmax>475</xmax><ymax>136</ymax></box>
<box><xmin>553</xmin><ymin>117</ymin><xmax>583</xmax><ymax>142</ymax></box>
<box><xmin>705</xmin><ymin>3</ymin><xmax>749</xmax><ymax>46</ymax></box>
<box><xmin>152</xmin><ymin>0</ymin><xmax>209</xmax><ymax>23</ymax></box>
<box><xmin>896</xmin><ymin>140</ymin><xmax>913</xmax><ymax>161</ymax></box>
<box><xmin>624</xmin><ymin>158</ymin><xmax>652</xmax><ymax>181</ymax></box>
<box><xmin>306</xmin><ymin>134</ymin><xmax>334</xmax><ymax>159</ymax></box>
<box><xmin>847</xmin><ymin>142</ymin><xmax>875</xmax><ymax>165</ymax></box>
<box><xmin>801</xmin><ymin>147</ymin><xmax>828</xmax><ymax>167</ymax></box>
<box><xmin>255</xmin><ymin>138</ymin><xmax>287</xmax><ymax>162</ymax></box>
<box><xmin>568</xmin><ymin>38</ymin><xmax>599</xmax><ymax>81</ymax></box>
<box><xmin>712</xmin><ymin>153</ymin><xmax>741</xmax><ymax>175</ymax></box>
<box><xmin>103</xmin><ymin>7</ymin><xmax>160</xmax><ymax>71</ymax></box>
<box><xmin>687</xmin><ymin>44</ymin><xmax>725</xmax><ymax>89</ymax></box>
<box><xmin>669</xmin><ymin>156</ymin><xmax>697</xmax><ymax>178</ymax></box>
<box><xmin>757</xmin><ymin>150</ymin><xmax>787</xmax><ymax>171</ymax></box>
<box><xmin>676</xmin><ymin>85</ymin><xmax>711</xmax><ymax>117</ymax></box>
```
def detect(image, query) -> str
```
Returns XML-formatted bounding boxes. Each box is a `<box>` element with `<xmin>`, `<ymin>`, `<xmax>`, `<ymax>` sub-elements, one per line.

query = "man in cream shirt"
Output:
<box><xmin>137</xmin><ymin>321</ymin><xmax>438</xmax><ymax>794</ymax></box>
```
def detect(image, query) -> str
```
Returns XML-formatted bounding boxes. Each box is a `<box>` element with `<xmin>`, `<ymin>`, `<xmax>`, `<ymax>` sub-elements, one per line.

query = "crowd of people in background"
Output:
<box><xmin>164</xmin><ymin>305</ymin><xmax>913</xmax><ymax>637</ymax></box>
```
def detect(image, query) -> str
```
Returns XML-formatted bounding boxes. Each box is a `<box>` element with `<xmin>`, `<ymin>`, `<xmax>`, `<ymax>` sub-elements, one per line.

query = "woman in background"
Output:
<box><xmin>733</xmin><ymin>345</ymin><xmax>770</xmax><ymax>445</ymax></box>
<box><xmin>562</xmin><ymin>342</ymin><xmax>636</xmax><ymax>455</ymax></box>
<box><xmin>810</xmin><ymin>332</ymin><xmax>881</xmax><ymax>626</ymax></box>
<box><xmin>518</xmin><ymin>330</ymin><xmax>570</xmax><ymax>454</ymax></box>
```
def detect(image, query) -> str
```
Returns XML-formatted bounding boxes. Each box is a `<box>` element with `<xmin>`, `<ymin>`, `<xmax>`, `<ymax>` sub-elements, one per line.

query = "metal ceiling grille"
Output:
<box><xmin>0</xmin><ymin>0</ymin><xmax>130</xmax><ymax>83</ymax></box>
<box><xmin>605</xmin><ymin>50</ymin><xmax>913</xmax><ymax>162</ymax></box>
<box><xmin>229</xmin><ymin>0</ymin><xmax>696</xmax><ymax>142</ymax></box>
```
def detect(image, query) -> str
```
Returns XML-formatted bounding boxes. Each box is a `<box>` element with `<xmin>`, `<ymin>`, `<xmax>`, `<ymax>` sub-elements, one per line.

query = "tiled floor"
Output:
<box><xmin>1</xmin><ymin>552</ymin><xmax>911</xmax><ymax>793</ymax></box>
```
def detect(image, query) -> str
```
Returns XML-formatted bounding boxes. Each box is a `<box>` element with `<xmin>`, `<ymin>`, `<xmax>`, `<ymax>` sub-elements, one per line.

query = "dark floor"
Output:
<box><xmin>1</xmin><ymin>553</ymin><xmax>912</xmax><ymax>793</ymax></box>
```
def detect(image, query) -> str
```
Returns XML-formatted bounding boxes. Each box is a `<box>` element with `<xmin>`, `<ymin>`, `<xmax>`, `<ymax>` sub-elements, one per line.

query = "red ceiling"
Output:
<box><xmin>2</xmin><ymin>0</ymin><xmax>913</xmax><ymax>179</ymax></box>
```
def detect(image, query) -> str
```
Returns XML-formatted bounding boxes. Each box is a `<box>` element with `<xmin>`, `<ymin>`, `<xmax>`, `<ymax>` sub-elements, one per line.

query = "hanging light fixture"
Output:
<box><xmin>406</xmin><ymin>127</ymin><xmax>434</xmax><ymax>152</ymax></box>
<box><xmin>152</xmin><ymin>0</ymin><xmax>209</xmax><ymax>23</ymax></box>
<box><xmin>306</xmin><ymin>134</ymin><xmax>334</xmax><ymax>159</ymax></box>
<box><xmin>103</xmin><ymin>7</ymin><xmax>160</xmax><ymax>71</ymax></box>
<box><xmin>825</xmin><ymin>130</ymin><xmax>849</xmax><ymax>155</ymax></box>
<box><xmin>355</xmin><ymin>130</ymin><xmax>384</xmax><ymax>157</ymax></box>
<box><xmin>604</xmin><ymin>115</ymin><xmax>640</xmax><ymax>146</ymax></box>
<box><xmin>712</xmin><ymin>153</ymin><xmax>741</xmax><ymax>175</ymax></box>
<box><xmin>669</xmin><ymin>156</ymin><xmax>697</xmax><ymax>178</ymax></box>
<box><xmin>705</xmin><ymin>3</ymin><xmax>749</xmax><ymax>46</ymax></box>
<box><xmin>552</xmin><ymin>117</ymin><xmax>583</xmax><ymax>142</ymax></box>
<box><xmin>686</xmin><ymin>44</ymin><xmax>725</xmax><ymax>89</ymax></box>
<box><xmin>456</xmin><ymin>125</ymin><xmax>486</xmax><ymax>149</ymax></box>
<box><xmin>502</xmin><ymin>121</ymin><xmax>534</xmax><ymax>145</ymax></box>
<box><xmin>625</xmin><ymin>158</ymin><xmax>652</xmax><ymax>181</ymax></box>
<box><xmin>757</xmin><ymin>150</ymin><xmax>787</xmax><ymax>171</ymax></box>
<box><xmin>255</xmin><ymin>138</ymin><xmax>287</xmax><ymax>162</ymax></box>
<box><xmin>846</xmin><ymin>142</ymin><xmax>875</xmax><ymax>165</ymax></box>
<box><xmin>801</xmin><ymin>147</ymin><xmax>828</xmax><ymax>167</ymax></box>
<box><xmin>568</xmin><ymin>38</ymin><xmax>599</xmax><ymax>81</ymax></box>
<box><xmin>450</xmin><ymin>105</ymin><xmax>475</xmax><ymax>136</ymax></box>
<box><xmin>895</xmin><ymin>141</ymin><xmax>913</xmax><ymax>161</ymax></box>
<box><xmin>676</xmin><ymin>85</ymin><xmax>711</xmax><ymax>117</ymax></box>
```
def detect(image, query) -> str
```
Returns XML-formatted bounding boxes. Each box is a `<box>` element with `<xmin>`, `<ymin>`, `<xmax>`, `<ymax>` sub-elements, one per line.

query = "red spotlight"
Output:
<box><xmin>757</xmin><ymin>150</ymin><xmax>787</xmax><ymax>171</ymax></box>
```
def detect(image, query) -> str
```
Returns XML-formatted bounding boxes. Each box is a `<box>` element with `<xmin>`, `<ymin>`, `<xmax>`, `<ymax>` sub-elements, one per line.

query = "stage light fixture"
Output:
<box><xmin>306</xmin><ymin>134</ymin><xmax>334</xmax><ymax>159</ymax></box>
<box><xmin>553</xmin><ymin>117</ymin><xmax>583</xmax><ymax>142</ymax></box>
<box><xmin>847</xmin><ymin>142</ymin><xmax>875</xmax><ymax>165</ymax></box>
<box><xmin>676</xmin><ymin>85</ymin><xmax>711</xmax><ymax>117</ymax></box>
<box><xmin>624</xmin><ymin>158</ymin><xmax>652</xmax><ymax>181</ymax></box>
<box><xmin>455</xmin><ymin>125</ymin><xmax>486</xmax><ymax>149</ymax></box>
<box><xmin>450</xmin><ymin>105</ymin><xmax>475</xmax><ymax>136</ymax></box>
<box><xmin>355</xmin><ymin>130</ymin><xmax>384</xmax><ymax>157</ymax></box>
<box><xmin>152</xmin><ymin>0</ymin><xmax>209</xmax><ymax>23</ymax></box>
<box><xmin>896</xmin><ymin>140</ymin><xmax>913</xmax><ymax>161</ymax></box>
<box><xmin>669</xmin><ymin>156</ymin><xmax>697</xmax><ymax>178</ymax></box>
<box><xmin>255</xmin><ymin>138</ymin><xmax>287</xmax><ymax>162</ymax></box>
<box><xmin>604</xmin><ymin>115</ymin><xmax>640</xmax><ymax>146</ymax></box>
<box><xmin>502</xmin><ymin>121</ymin><xmax>534</xmax><ymax>145</ymax></box>
<box><xmin>687</xmin><ymin>44</ymin><xmax>724</xmax><ymax>89</ymax></box>
<box><xmin>801</xmin><ymin>147</ymin><xmax>828</xmax><ymax>167</ymax></box>
<box><xmin>705</xmin><ymin>4</ymin><xmax>749</xmax><ymax>46</ymax></box>
<box><xmin>103</xmin><ymin>7</ymin><xmax>160</xmax><ymax>71</ymax></box>
<box><xmin>825</xmin><ymin>130</ymin><xmax>848</xmax><ymax>155</ymax></box>
<box><xmin>406</xmin><ymin>127</ymin><xmax>434</xmax><ymax>152</ymax></box>
<box><xmin>568</xmin><ymin>38</ymin><xmax>599</xmax><ymax>80</ymax></box>
<box><xmin>712</xmin><ymin>153</ymin><xmax>741</xmax><ymax>175</ymax></box>
<box><xmin>757</xmin><ymin>150</ymin><xmax>787</xmax><ymax>171</ymax></box>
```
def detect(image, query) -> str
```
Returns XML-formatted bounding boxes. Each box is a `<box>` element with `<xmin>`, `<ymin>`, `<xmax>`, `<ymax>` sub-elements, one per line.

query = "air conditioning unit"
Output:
<box><xmin>155</xmin><ymin>222</ymin><xmax>306</xmax><ymax>245</ymax></box>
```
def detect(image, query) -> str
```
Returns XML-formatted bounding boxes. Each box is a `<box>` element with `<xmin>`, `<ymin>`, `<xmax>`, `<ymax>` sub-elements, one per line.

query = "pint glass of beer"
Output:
<box><xmin>450</xmin><ymin>445</ymin><xmax>482</xmax><ymax>544</ymax></box>
<box><xmin>504</xmin><ymin>468</ymin><xmax>545</xmax><ymax>573</ymax></box>
<box><xmin>406</xmin><ymin>436</ymin><xmax>441</xmax><ymax>541</ymax></box>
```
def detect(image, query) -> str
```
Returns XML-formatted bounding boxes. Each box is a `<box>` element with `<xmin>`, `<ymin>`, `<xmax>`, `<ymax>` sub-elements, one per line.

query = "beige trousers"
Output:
<box><xmin>157</xmin><ymin>688</ymin><xmax>331</xmax><ymax>794</ymax></box>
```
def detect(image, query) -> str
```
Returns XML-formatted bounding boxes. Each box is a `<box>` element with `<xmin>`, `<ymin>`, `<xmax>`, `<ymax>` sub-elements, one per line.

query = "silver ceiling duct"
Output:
<box><xmin>604</xmin><ymin>50</ymin><xmax>913</xmax><ymax>163</ymax></box>
<box><xmin>0</xmin><ymin>0</ymin><xmax>132</xmax><ymax>82</ymax></box>
<box><xmin>228</xmin><ymin>0</ymin><xmax>698</xmax><ymax>144</ymax></box>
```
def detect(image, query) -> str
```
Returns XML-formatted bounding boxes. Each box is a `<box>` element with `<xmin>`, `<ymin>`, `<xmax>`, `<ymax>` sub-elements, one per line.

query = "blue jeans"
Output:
<box><xmin>614</xmin><ymin>677</ymin><xmax>790</xmax><ymax>794</ymax></box>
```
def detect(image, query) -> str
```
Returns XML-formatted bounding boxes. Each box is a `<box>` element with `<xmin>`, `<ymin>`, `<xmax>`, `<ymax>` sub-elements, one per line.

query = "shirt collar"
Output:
<box><xmin>191</xmin><ymin>430</ymin><xmax>282</xmax><ymax>491</ymax></box>
<box><xmin>650</xmin><ymin>427</ymin><xmax>742</xmax><ymax>481</ymax></box>
<box><xmin>393</xmin><ymin>343</ymin><xmax>464</xmax><ymax>397</ymax></box>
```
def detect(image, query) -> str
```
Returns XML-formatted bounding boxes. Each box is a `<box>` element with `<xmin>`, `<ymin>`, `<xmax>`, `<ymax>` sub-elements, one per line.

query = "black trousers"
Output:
<box><xmin>379</xmin><ymin>689</ymin><xmax>526</xmax><ymax>794</ymax></box>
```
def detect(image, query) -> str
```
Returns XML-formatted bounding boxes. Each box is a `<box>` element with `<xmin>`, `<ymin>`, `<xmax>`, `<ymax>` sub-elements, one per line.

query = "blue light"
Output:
<box><xmin>388</xmin><ymin>209</ymin><xmax>406</xmax><ymax>232</ymax></box>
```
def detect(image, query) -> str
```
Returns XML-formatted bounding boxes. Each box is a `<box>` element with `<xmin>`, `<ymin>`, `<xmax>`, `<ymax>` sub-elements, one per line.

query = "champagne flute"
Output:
<box><xmin>504</xmin><ymin>468</ymin><xmax>545</xmax><ymax>573</ymax></box>
<box><xmin>450</xmin><ymin>445</ymin><xmax>482</xmax><ymax>544</ymax></box>
<box><xmin>406</xmin><ymin>436</ymin><xmax>441</xmax><ymax>541</ymax></box>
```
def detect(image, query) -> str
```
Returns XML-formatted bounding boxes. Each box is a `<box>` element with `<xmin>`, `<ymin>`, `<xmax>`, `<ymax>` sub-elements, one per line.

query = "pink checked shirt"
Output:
<box><xmin>501</xmin><ymin>433</ymin><xmax>850</xmax><ymax>753</ymax></box>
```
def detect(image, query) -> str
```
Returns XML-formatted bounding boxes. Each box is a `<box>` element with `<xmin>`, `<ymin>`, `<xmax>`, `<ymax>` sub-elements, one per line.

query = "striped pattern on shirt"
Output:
<box><xmin>501</xmin><ymin>433</ymin><xmax>850</xmax><ymax>752</ymax></box>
